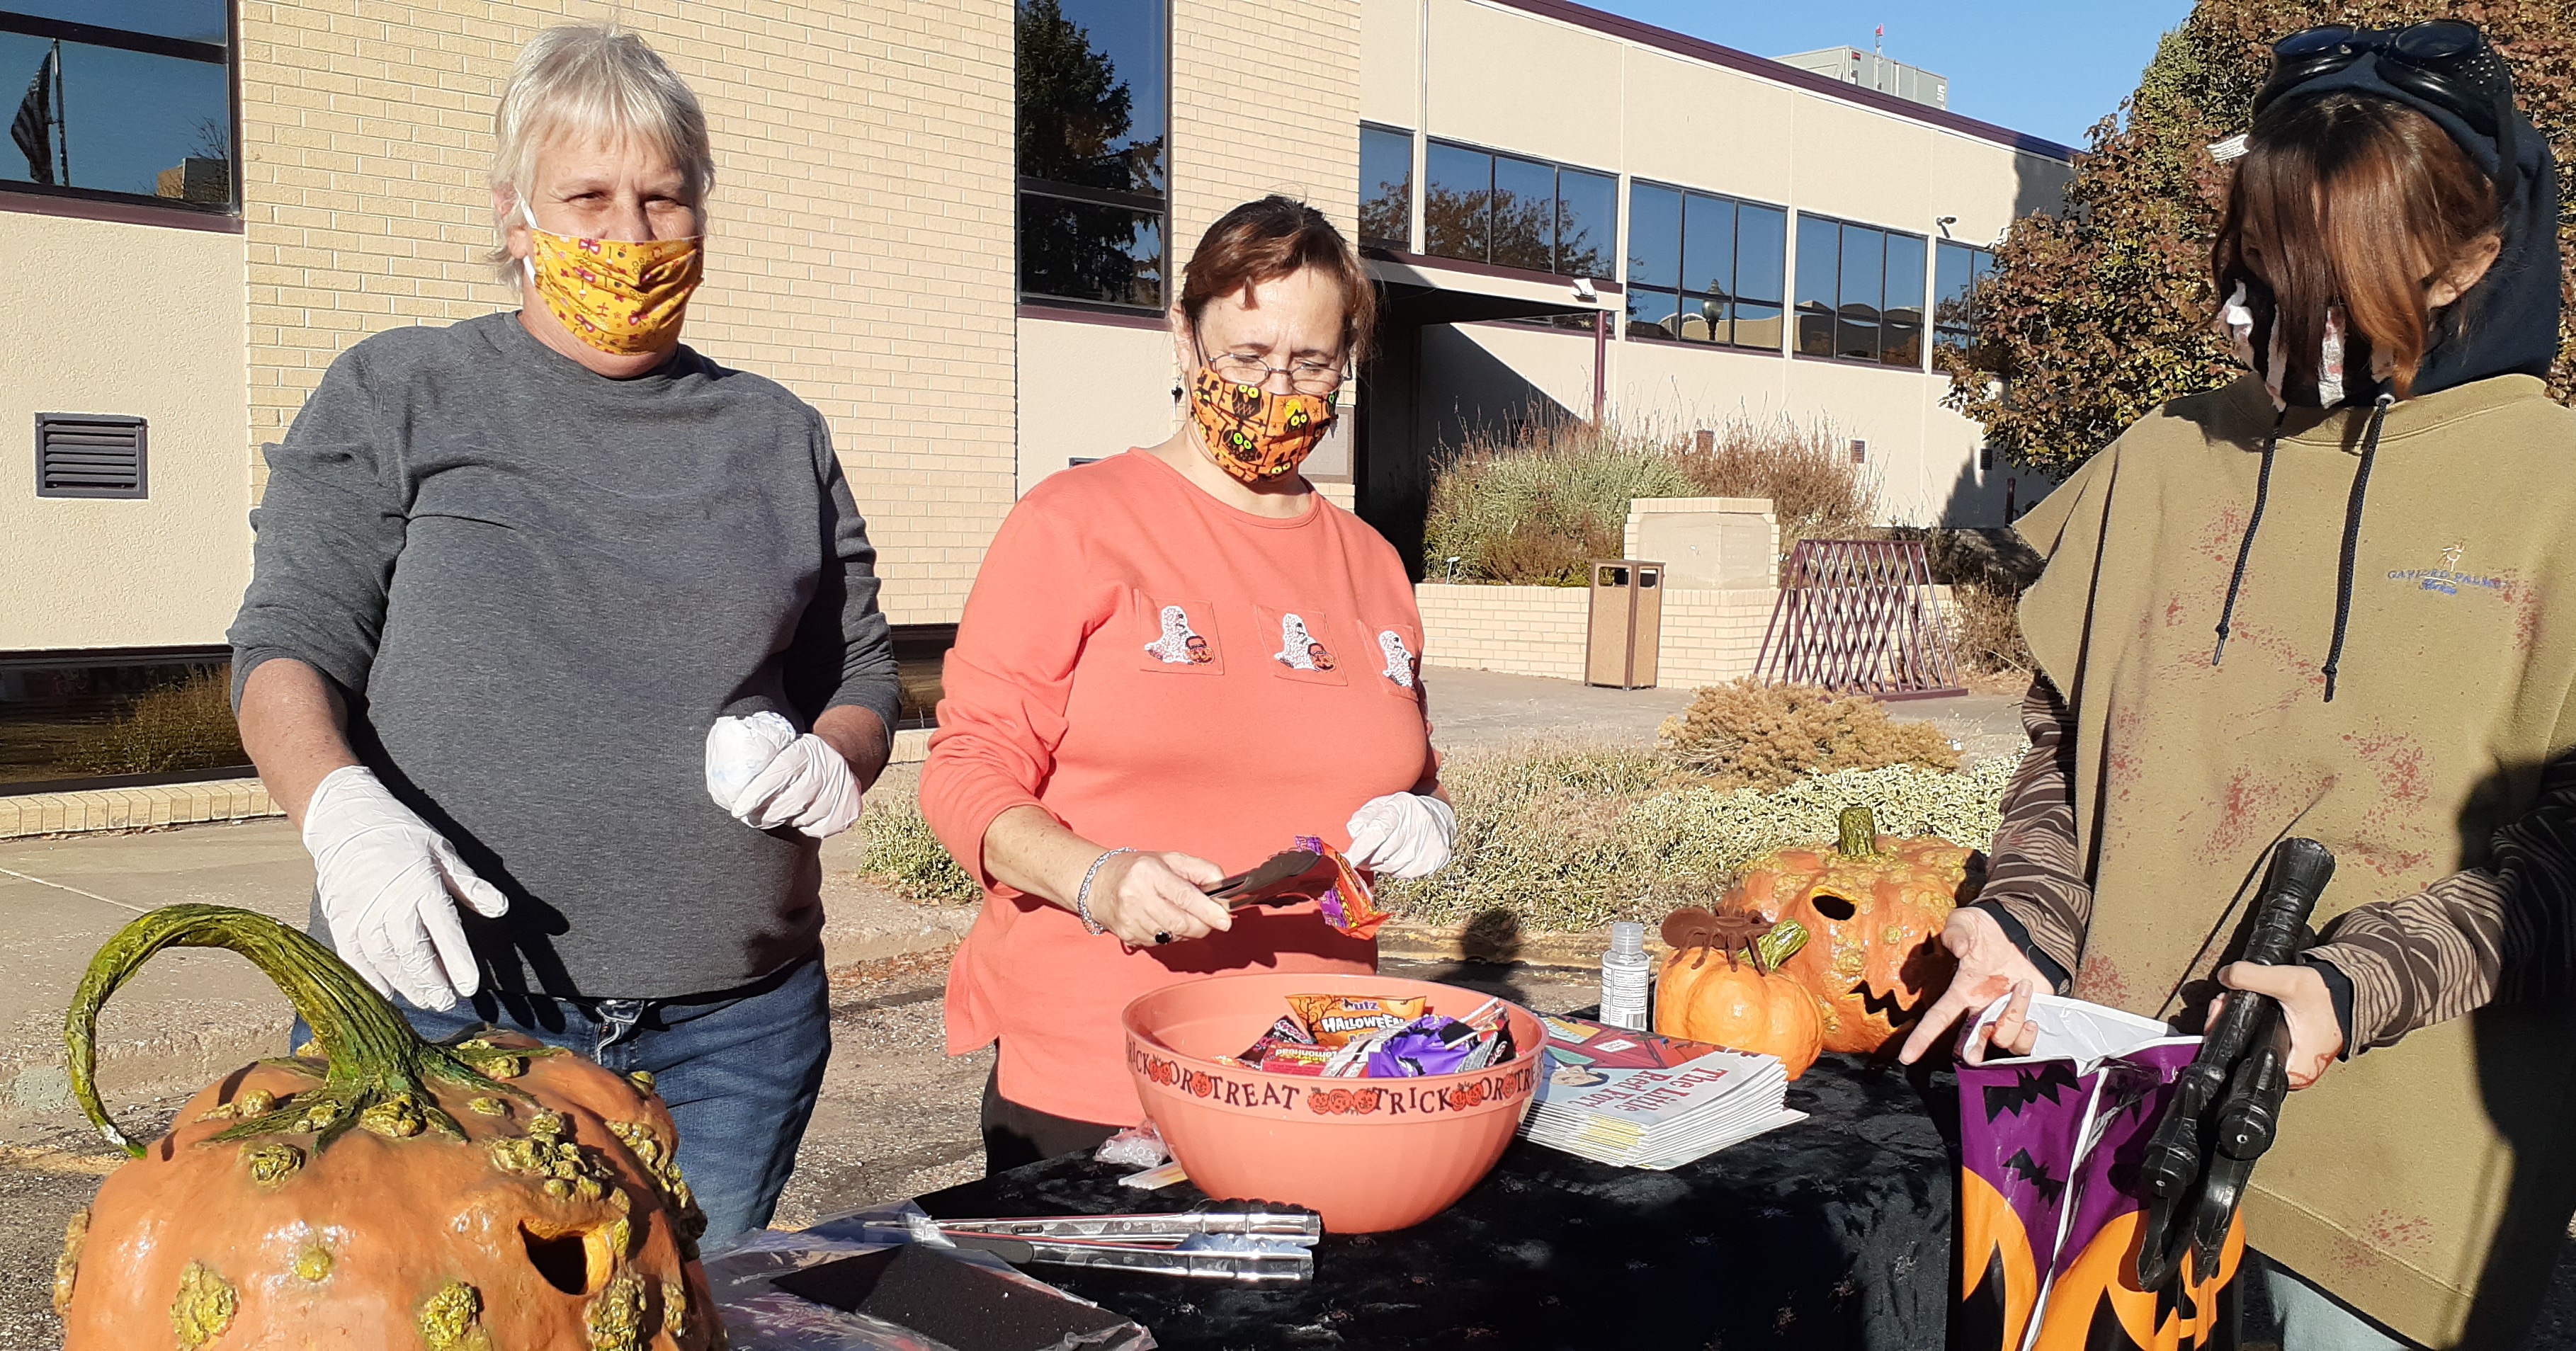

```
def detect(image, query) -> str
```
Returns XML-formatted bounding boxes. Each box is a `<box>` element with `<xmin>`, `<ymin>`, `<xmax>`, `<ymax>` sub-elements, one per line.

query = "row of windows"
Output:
<box><xmin>1360</xmin><ymin>122</ymin><xmax>1997</xmax><ymax>367</ymax></box>
<box><xmin>1023</xmin><ymin>39</ymin><xmax>2004</xmax><ymax>355</ymax></box>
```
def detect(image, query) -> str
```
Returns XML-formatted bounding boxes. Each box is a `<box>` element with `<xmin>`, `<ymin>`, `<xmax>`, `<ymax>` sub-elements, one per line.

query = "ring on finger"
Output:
<box><xmin>1154</xmin><ymin>931</ymin><xmax>1173</xmax><ymax>945</ymax></box>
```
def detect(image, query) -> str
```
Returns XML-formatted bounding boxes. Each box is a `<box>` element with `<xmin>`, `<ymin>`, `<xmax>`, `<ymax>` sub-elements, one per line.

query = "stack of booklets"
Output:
<box><xmin>1518</xmin><ymin>1015</ymin><xmax>1805</xmax><ymax>1170</ymax></box>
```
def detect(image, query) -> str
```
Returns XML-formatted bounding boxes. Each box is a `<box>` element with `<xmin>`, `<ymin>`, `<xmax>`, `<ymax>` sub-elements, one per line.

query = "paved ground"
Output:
<box><xmin>1420</xmin><ymin>666</ymin><xmax>2026</xmax><ymax>763</ymax></box>
<box><xmin>13</xmin><ymin>673</ymin><xmax>2569</xmax><ymax>1350</ymax></box>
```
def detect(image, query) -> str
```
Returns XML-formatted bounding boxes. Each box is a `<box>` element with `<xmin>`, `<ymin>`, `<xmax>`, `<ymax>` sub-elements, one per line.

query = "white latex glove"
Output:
<box><xmin>704</xmin><ymin>711</ymin><xmax>862</xmax><ymax>838</ymax></box>
<box><xmin>301</xmin><ymin>765</ymin><xmax>510</xmax><ymax>1012</ymax></box>
<box><xmin>1344</xmin><ymin>792</ymin><xmax>1456</xmax><ymax>879</ymax></box>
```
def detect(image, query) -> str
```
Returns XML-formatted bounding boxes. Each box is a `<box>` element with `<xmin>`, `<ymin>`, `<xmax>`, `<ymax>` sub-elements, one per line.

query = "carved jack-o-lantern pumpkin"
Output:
<box><xmin>55</xmin><ymin>906</ymin><xmax>717</xmax><ymax>1351</ymax></box>
<box><xmin>1720</xmin><ymin>806</ymin><xmax>1975</xmax><ymax>1053</ymax></box>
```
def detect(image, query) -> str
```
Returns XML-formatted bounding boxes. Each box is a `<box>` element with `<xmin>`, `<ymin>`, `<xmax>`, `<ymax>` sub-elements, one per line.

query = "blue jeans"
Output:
<box><xmin>310</xmin><ymin>954</ymin><xmax>832</xmax><ymax>1248</ymax></box>
<box><xmin>2251</xmin><ymin>1251</ymin><xmax>2424</xmax><ymax>1351</ymax></box>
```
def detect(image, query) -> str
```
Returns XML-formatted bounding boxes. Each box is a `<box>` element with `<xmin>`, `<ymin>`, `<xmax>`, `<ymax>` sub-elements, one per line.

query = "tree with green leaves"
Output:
<box><xmin>1941</xmin><ymin>1</ymin><xmax>2576</xmax><ymax>477</ymax></box>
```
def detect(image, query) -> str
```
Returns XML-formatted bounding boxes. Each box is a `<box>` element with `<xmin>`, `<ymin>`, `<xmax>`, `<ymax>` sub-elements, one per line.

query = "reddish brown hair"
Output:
<box><xmin>2213</xmin><ymin>93</ymin><xmax>2499</xmax><ymax>399</ymax></box>
<box><xmin>1180</xmin><ymin>195</ymin><xmax>1378</xmax><ymax>362</ymax></box>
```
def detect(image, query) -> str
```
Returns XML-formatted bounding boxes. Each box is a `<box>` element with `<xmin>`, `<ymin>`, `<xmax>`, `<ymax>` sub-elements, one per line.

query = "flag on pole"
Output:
<box><xmin>11</xmin><ymin>46</ymin><xmax>55</xmax><ymax>186</ymax></box>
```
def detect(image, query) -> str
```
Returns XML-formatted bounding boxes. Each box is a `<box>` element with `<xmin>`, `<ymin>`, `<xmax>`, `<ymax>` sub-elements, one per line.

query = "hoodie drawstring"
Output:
<box><xmin>2211</xmin><ymin>411</ymin><xmax>2286</xmax><ymax>668</ymax></box>
<box><xmin>2320</xmin><ymin>393</ymin><xmax>2396</xmax><ymax>702</ymax></box>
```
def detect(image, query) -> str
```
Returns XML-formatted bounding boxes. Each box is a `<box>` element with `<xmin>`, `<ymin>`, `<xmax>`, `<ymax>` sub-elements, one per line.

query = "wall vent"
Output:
<box><xmin>1849</xmin><ymin>438</ymin><xmax>1868</xmax><ymax>465</ymax></box>
<box><xmin>36</xmin><ymin>414</ymin><xmax>147</xmax><ymax>499</ymax></box>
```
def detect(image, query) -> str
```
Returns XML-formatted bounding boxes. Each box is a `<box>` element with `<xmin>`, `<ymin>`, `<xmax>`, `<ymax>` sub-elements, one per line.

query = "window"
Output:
<box><xmin>1358</xmin><ymin>123</ymin><xmax>1410</xmax><ymax>249</ymax></box>
<box><xmin>1793</xmin><ymin>215</ymin><xmax>1928</xmax><ymax>367</ymax></box>
<box><xmin>2</xmin><ymin>3</ymin><xmax>237</xmax><ymax>213</ymax></box>
<box><xmin>1422</xmin><ymin>139</ymin><xmax>1614</xmax><ymax>278</ymax></box>
<box><xmin>1935</xmin><ymin>240</ymin><xmax>1995</xmax><ymax>353</ymax></box>
<box><xmin>1016</xmin><ymin>0</ymin><xmax>1167</xmax><ymax>309</ymax></box>
<box><xmin>1623</xmin><ymin>181</ymin><xmax>1784</xmax><ymax>351</ymax></box>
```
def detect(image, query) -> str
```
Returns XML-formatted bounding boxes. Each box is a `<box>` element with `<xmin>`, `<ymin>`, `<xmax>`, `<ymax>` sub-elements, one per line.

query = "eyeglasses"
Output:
<box><xmin>1200</xmin><ymin>345</ymin><xmax>1349</xmax><ymax>397</ymax></box>
<box><xmin>2258</xmin><ymin>20</ymin><xmax>2516</xmax><ymax>159</ymax></box>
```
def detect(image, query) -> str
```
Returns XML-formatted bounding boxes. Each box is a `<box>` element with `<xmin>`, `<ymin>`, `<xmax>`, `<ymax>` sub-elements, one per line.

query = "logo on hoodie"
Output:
<box><xmin>2388</xmin><ymin>542</ymin><xmax>2504</xmax><ymax>598</ymax></box>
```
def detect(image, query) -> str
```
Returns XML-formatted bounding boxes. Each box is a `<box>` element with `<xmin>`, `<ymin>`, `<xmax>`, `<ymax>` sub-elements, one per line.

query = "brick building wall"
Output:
<box><xmin>234</xmin><ymin>0</ymin><xmax>1016</xmax><ymax>622</ymax></box>
<box><xmin>1416</xmin><ymin>583</ymin><xmax>1780</xmax><ymax>687</ymax></box>
<box><xmin>1169</xmin><ymin>0</ymin><xmax>1362</xmax><ymax>264</ymax></box>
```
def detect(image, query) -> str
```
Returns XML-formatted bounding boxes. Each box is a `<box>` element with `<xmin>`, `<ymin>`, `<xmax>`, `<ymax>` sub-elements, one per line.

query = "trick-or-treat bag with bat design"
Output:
<box><xmin>1953</xmin><ymin>995</ymin><xmax>2244</xmax><ymax>1351</ymax></box>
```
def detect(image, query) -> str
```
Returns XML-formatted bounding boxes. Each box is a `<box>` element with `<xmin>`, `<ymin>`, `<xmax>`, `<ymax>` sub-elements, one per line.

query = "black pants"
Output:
<box><xmin>980</xmin><ymin>1063</ymin><xmax>1122</xmax><ymax>1175</ymax></box>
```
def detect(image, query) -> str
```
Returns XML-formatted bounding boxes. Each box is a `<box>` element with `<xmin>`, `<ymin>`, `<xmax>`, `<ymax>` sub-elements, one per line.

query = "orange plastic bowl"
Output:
<box><xmin>1122</xmin><ymin>971</ymin><xmax>1543</xmax><ymax>1233</ymax></box>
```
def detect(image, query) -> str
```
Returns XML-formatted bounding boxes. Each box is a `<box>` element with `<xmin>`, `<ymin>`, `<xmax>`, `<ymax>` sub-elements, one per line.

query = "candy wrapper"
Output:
<box><xmin>1363</xmin><ymin>1017</ymin><xmax>1482</xmax><ymax>1078</ymax></box>
<box><xmin>1220</xmin><ymin>1014</ymin><xmax>1322</xmax><ymax>1068</ymax></box>
<box><xmin>1285</xmin><ymin>993</ymin><xmax>1426</xmax><ymax>1047</ymax></box>
<box><xmin>1094</xmin><ymin>1123</ymin><xmax>1170</xmax><ymax>1170</ymax></box>
<box><xmin>1294</xmin><ymin>836</ymin><xmax>1390</xmax><ymax>940</ymax></box>
<box><xmin>1254</xmin><ymin>1045</ymin><xmax>1335</xmax><ymax>1076</ymax></box>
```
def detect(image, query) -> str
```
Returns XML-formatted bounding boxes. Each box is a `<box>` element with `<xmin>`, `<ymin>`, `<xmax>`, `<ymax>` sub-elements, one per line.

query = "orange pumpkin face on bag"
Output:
<box><xmin>1720</xmin><ymin>806</ymin><xmax>1975</xmax><ymax>1053</ymax></box>
<box><xmin>54</xmin><ymin>906</ymin><xmax>717</xmax><ymax>1351</ymax></box>
<box><xmin>1654</xmin><ymin>913</ymin><xmax>1825</xmax><ymax>1079</ymax></box>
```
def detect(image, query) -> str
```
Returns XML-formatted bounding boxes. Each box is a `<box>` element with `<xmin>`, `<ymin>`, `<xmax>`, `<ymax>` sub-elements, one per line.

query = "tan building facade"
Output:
<box><xmin>1</xmin><ymin>0</ymin><xmax>2065</xmax><ymax>753</ymax></box>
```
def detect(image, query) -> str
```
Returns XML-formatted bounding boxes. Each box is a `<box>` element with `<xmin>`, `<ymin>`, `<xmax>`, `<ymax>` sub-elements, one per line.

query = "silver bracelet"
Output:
<box><xmin>1074</xmin><ymin>848</ymin><xmax>1135</xmax><ymax>936</ymax></box>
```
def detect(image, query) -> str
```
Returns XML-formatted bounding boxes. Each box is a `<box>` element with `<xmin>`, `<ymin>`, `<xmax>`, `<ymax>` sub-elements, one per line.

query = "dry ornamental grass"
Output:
<box><xmin>857</xmin><ymin>791</ymin><xmax>985</xmax><ymax>905</ymax></box>
<box><xmin>1655</xmin><ymin>680</ymin><xmax>1961</xmax><ymax>790</ymax></box>
<box><xmin>61</xmin><ymin>670</ymin><xmax>248</xmax><ymax>777</ymax></box>
<box><xmin>1672</xmin><ymin>415</ymin><xmax>1880</xmax><ymax>570</ymax></box>
<box><xmin>1379</xmin><ymin>746</ymin><xmax>2010</xmax><ymax>933</ymax></box>
<box><xmin>1422</xmin><ymin>420</ymin><xmax>1693</xmax><ymax>586</ymax></box>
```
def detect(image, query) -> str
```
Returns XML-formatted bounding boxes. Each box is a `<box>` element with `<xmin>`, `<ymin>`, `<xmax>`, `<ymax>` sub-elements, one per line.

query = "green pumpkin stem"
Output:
<box><xmin>65</xmin><ymin>904</ymin><xmax>527</xmax><ymax>1157</ymax></box>
<box><xmin>1835</xmin><ymin>806</ymin><xmax>1880</xmax><ymax>858</ymax></box>
<box><xmin>1753</xmin><ymin>919</ymin><xmax>1810</xmax><ymax>972</ymax></box>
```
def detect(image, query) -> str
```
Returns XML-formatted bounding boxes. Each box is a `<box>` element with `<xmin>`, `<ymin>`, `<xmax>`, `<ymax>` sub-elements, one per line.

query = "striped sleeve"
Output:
<box><xmin>2305</xmin><ymin>751</ymin><xmax>2576</xmax><ymax>1052</ymax></box>
<box><xmin>1969</xmin><ymin>674</ymin><xmax>2093</xmax><ymax>993</ymax></box>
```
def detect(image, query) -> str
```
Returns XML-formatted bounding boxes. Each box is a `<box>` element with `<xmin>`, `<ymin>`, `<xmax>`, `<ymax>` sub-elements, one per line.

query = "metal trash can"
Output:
<box><xmin>1585</xmin><ymin>559</ymin><xmax>1664</xmax><ymax>689</ymax></box>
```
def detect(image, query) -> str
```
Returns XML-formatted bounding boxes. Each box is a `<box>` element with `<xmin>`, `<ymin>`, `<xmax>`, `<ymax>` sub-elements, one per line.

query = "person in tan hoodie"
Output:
<box><xmin>1897</xmin><ymin>21</ymin><xmax>2576</xmax><ymax>1351</ymax></box>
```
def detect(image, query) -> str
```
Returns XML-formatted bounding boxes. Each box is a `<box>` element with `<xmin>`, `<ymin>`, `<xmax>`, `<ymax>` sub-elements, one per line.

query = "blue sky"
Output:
<box><xmin>1602</xmin><ymin>1</ymin><xmax>2196</xmax><ymax>149</ymax></box>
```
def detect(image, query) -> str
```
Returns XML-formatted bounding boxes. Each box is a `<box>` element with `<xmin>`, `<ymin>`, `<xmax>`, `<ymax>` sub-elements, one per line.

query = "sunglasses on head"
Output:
<box><xmin>2256</xmin><ymin>18</ymin><xmax>2515</xmax><ymax>149</ymax></box>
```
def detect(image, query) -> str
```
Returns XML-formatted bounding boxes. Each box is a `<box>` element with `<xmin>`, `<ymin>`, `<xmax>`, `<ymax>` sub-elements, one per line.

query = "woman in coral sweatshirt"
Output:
<box><xmin>922</xmin><ymin>197</ymin><xmax>1451</xmax><ymax>1170</ymax></box>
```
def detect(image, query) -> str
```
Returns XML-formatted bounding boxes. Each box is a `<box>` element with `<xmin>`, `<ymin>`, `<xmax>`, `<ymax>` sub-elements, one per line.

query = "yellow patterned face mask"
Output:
<box><xmin>519</xmin><ymin>209</ymin><xmax>703</xmax><ymax>356</ymax></box>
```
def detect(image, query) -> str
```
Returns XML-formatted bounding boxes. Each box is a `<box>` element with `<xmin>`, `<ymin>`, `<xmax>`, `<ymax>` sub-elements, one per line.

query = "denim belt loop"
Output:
<box><xmin>594</xmin><ymin>998</ymin><xmax>649</xmax><ymax>1059</ymax></box>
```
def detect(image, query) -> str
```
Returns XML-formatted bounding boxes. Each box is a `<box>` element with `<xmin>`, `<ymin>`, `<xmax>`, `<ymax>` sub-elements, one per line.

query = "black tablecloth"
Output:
<box><xmin>912</xmin><ymin>1054</ymin><xmax>1964</xmax><ymax>1351</ymax></box>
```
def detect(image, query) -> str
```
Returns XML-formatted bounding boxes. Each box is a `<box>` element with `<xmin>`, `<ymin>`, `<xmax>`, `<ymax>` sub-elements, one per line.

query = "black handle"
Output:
<box><xmin>2241</xmin><ymin>837</ymin><xmax>2334</xmax><ymax>967</ymax></box>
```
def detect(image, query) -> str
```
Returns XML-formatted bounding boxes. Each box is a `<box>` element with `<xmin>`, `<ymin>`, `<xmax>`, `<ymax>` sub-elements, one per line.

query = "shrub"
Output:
<box><xmin>1948</xmin><ymin>582</ymin><xmax>2034</xmax><ymax>677</ymax></box>
<box><xmin>1380</xmin><ymin>747</ymin><xmax>2010</xmax><ymax>933</ymax></box>
<box><xmin>857</xmin><ymin>791</ymin><xmax>983</xmax><ymax>905</ymax></box>
<box><xmin>1422</xmin><ymin>418</ymin><xmax>1695</xmax><ymax>585</ymax></box>
<box><xmin>1655</xmin><ymin>680</ymin><xmax>1960</xmax><ymax>790</ymax></box>
<box><xmin>1673</xmin><ymin>415</ymin><xmax>1880</xmax><ymax>569</ymax></box>
<box><xmin>60</xmin><ymin>669</ymin><xmax>247</xmax><ymax>777</ymax></box>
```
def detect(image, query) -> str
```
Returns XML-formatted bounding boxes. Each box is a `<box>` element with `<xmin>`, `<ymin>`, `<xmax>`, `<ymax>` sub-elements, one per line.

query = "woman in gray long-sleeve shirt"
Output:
<box><xmin>225</xmin><ymin>23</ymin><xmax>897</xmax><ymax>1245</ymax></box>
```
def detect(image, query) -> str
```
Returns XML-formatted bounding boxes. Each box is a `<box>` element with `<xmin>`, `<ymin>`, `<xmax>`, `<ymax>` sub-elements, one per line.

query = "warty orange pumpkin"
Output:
<box><xmin>1719</xmin><ymin>805</ymin><xmax>1976</xmax><ymax>1054</ymax></box>
<box><xmin>53</xmin><ymin>904</ymin><xmax>718</xmax><ymax>1351</ymax></box>
<box><xmin>1654</xmin><ymin>911</ymin><xmax>1825</xmax><ymax>1080</ymax></box>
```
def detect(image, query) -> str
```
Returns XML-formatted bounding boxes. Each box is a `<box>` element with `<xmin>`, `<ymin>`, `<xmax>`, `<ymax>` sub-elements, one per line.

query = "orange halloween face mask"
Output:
<box><xmin>1186</xmin><ymin>367</ymin><xmax>1336</xmax><ymax>484</ymax></box>
<box><xmin>519</xmin><ymin>206</ymin><xmax>703</xmax><ymax>356</ymax></box>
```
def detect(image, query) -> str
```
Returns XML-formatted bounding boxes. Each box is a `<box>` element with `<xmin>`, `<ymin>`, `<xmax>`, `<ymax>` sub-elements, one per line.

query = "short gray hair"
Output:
<box><xmin>488</xmin><ymin>22</ymin><xmax>713</xmax><ymax>278</ymax></box>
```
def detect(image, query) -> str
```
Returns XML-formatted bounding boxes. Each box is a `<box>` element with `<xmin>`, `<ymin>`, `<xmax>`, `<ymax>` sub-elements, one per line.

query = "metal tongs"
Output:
<box><xmin>924</xmin><ymin>1204</ymin><xmax>1324</xmax><ymax>1284</ymax></box>
<box><xmin>2132</xmin><ymin>838</ymin><xmax>2336</xmax><ymax>1292</ymax></box>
